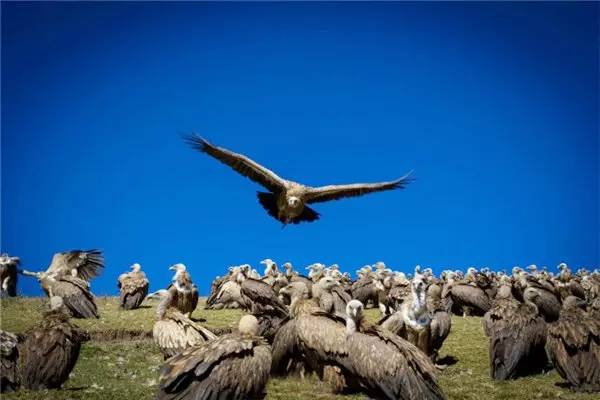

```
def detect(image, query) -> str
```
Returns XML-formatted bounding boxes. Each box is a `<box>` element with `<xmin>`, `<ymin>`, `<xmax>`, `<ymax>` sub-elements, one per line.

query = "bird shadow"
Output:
<box><xmin>191</xmin><ymin>317</ymin><xmax>207</xmax><ymax>323</ymax></box>
<box><xmin>437</xmin><ymin>355</ymin><xmax>458</xmax><ymax>366</ymax></box>
<box><xmin>136</xmin><ymin>305</ymin><xmax>152</xmax><ymax>309</ymax></box>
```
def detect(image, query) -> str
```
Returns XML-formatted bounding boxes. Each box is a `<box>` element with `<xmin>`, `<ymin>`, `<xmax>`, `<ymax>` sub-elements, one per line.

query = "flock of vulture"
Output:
<box><xmin>1</xmin><ymin>252</ymin><xmax>600</xmax><ymax>399</ymax></box>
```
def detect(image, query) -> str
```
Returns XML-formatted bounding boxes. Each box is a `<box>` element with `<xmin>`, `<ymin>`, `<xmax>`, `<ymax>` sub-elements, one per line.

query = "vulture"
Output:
<box><xmin>313</xmin><ymin>276</ymin><xmax>350</xmax><ymax>316</ymax></box>
<box><xmin>273</xmin><ymin>298</ymin><xmax>445</xmax><ymax>399</ymax></box>
<box><xmin>117</xmin><ymin>263</ymin><xmax>149</xmax><ymax>310</ymax></box>
<box><xmin>205</xmin><ymin>275</ymin><xmax>227</xmax><ymax>309</ymax></box>
<box><xmin>157</xmin><ymin>315</ymin><xmax>272</xmax><ymax>400</ymax></box>
<box><xmin>21</xmin><ymin>249</ymin><xmax>103</xmax><ymax>281</ymax></box>
<box><xmin>351</xmin><ymin>274</ymin><xmax>379</xmax><ymax>308</ymax></box>
<box><xmin>380</xmin><ymin>271</ymin><xmax>451</xmax><ymax>365</ymax></box>
<box><xmin>185</xmin><ymin>135</ymin><xmax>412</xmax><ymax>225</ymax></box>
<box><xmin>482</xmin><ymin>280</ymin><xmax>548</xmax><ymax>380</ymax></box>
<box><xmin>149</xmin><ymin>289</ymin><xmax>217</xmax><ymax>359</ymax></box>
<box><xmin>166</xmin><ymin>263</ymin><xmax>199</xmax><ymax>317</ymax></box>
<box><xmin>547</xmin><ymin>296</ymin><xmax>600</xmax><ymax>392</ymax></box>
<box><xmin>20</xmin><ymin>296</ymin><xmax>89</xmax><ymax>390</ymax></box>
<box><xmin>0</xmin><ymin>330</ymin><xmax>19</xmax><ymax>392</ymax></box>
<box><xmin>521</xmin><ymin>282</ymin><xmax>562</xmax><ymax>323</ymax></box>
<box><xmin>442</xmin><ymin>274</ymin><xmax>491</xmax><ymax>317</ymax></box>
<box><xmin>28</xmin><ymin>274</ymin><xmax>99</xmax><ymax>318</ymax></box>
<box><xmin>240</xmin><ymin>277</ymin><xmax>289</xmax><ymax>342</ymax></box>
<box><xmin>20</xmin><ymin>250</ymin><xmax>103</xmax><ymax>318</ymax></box>
<box><xmin>0</xmin><ymin>254</ymin><xmax>19</xmax><ymax>297</ymax></box>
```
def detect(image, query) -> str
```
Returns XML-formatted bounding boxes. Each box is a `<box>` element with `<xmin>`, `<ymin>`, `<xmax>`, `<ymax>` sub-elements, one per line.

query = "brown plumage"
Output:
<box><xmin>351</xmin><ymin>276</ymin><xmax>379</xmax><ymax>307</ymax></box>
<box><xmin>157</xmin><ymin>315</ymin><xmax>272</xmax><ymax>400</ymax></box>
<box><xmin>547</xmin><ymin>296</ymin><xmax>600</xmax><ymax>392</ymax></box>
<box><xmin>151</xmin><ymin>290</ymin><xmax>217</xmax><ymax>359</ymax></box>
<box><xmin>39</xmin><ymin>275</ymin><xmax>99</xmax><ymax>318</ymax></box>
<box><xmin>482</xmin><ymin>283</ymin><xmax>548</xmax><ymax>380</ymax></box>
<box><xmin>185</xmin><ymin>135</ymin><xmax>412</xmax><ymax>225</ymax></box>
<box><xmin>20</xmin><ymin>250</ymin><xmax>103</xmax><ymax>318</ymax></box>
<box><xmin>167</xmin><ymin>264</ymin><xmax>199</xmax><ymax>317</ymax></box>
<box><xmin>380</xmin><ymin>273</ymin><xmax>451</xmax><ymax>365</ymax></box>
<box><xmin>240</xmin><ymin>278</ymin><xmax>289</xmax><ymax>341</ymax></box>
<box><xmin>442</xmin><ymin>281</ymin><xmax>491</xmax><ymax>316</ymax></box>
<box><xmin>20</xmin><ymin>297</ymin><xmax>88</xmax><ymax>390</ymax></box>
<box><xmin>0</xmin><ymin>255</ymin><xmax>19</xmax><ymax>297</ymax></box>
<box><xmin>272</xmin><ymin>298</ymin><xmax>445</xmax><ymax>400</ymax></box>
<box><xmin>117</xmin><ymin>263</ymin><xmax>149</xmax><ymax>310</ymax></box>
<box><xmin>44</xmin><ymin>249</ymin><xmax>104</xmax><ymax>281</ymax></box>
<box><xmin>0</xmin><ymin>330</ymin><xmax>19</xmax><ymax>392</ymax></box>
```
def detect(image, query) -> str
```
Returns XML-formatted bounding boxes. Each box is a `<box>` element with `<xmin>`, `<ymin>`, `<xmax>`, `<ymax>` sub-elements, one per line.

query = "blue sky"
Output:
<box><xmin>2</xmin><ymin>2</ymin><xmax>598</xmax><ymax>296</ymax></box>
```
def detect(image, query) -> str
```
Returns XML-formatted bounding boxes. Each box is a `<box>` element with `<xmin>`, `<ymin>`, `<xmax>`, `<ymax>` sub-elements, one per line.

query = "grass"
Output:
<box><xmin>0</xmin><ymin>297</ymin><xmax>597</xmax><ymax>400</ymax></box>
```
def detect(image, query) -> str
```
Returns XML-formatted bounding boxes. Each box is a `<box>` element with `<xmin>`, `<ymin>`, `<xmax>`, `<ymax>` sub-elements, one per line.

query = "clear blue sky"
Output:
<box><xmin>2</xmin><ymin>2</ymin><xmax>598</xmax><ymax>296</ymax></box>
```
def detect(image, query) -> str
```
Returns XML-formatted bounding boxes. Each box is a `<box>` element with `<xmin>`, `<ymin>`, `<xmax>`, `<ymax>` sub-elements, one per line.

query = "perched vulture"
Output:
<box><xmin>547</xmin><ymin>296</ymin><xmax>600</xmax><ymax>392</ymax></box>
<box><xmin>351</xmin><ymin>276</ymin><xmax>379</xmax><ymax>307</ymax></box>
<box><xmin>482</xmin><ymin>282</ymin><xmax>548</xmax><ymax>380</ymax></box>
<box><xmin>380</xmin><ymin>272</ymin><xmax>451</xmax><ymax>364</ymax></box>
<box><xmin>149</xmin><ymin>289</ymin><xmax>217</xmax><ymax>359</ymax></box>
<box><xmin>185</xmin><ymin>135</ymin><xmax>412</xmax><ymax>225</ymax></box>
<box><xmin>117</xmin><ymin>263</ymin><xmax>149</xmax><ymax>310</ymax></box>
<box><xmin>157</xmin><ymin>315</ymin><xmax>272</xmax><ymax>400</ymax></box>
<box><xmin>0</xmin><ymin>330</ymin><xmax>19</xmax><ymax>392</ymax></box>
<box><xmin>20</xmin><ymin>297</ymin><xmax>89</xmax><ymax>390</ymax></box>
<box><xmin>312</xmin><ymin>276</ymin><xmax>350</xmax><ymax>316</ymax></box>
<box><xmin>523</xmin><ymin>286</ymin><xmax>562</xmax><ymax>323</ymax></box>
<box><xmin>38</xmin><ymin>275</ymin><xmax>99</xmax><ymax>318</ymax></box>
<box><xmin>167</xmin><ymin>263</ymin><xmax>199</xmax><ymax>317</ymax></box>
<box><xmin>240</xmin><ymin>277</ymin><xmax>289</xmax><ymax>342</ymax></box>
<box><xmin>272</xmin><ymin>298</ymin><xmax>445</xmax><ymax>400</ymax></box>
<box><xmin>205</xmin><ymin>275</ymin><xmax>227</xmax><ymax>308</ymax></box>
<box><xmin>0</xmin><ymin>255</ymin><xmax>19</xmax><ymax>297</ymax></box>
<box><xmin>442</xmin><ymin>278</ymin><xmax>491</xmax><ymax>317</ymax></box>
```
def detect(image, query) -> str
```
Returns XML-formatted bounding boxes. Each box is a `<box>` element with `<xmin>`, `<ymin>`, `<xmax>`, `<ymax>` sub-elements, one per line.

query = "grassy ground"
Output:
<box><xmin>0</xmin><ymin>297</ymin><xmax>597</xmax><ymax>400</ymax></box>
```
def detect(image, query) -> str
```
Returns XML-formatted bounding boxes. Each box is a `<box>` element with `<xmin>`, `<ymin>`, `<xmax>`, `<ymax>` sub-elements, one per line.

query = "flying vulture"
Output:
<box><xmin>184</xmin><ymin>135</ymin><xmax>412</xmax><ymax>224</ymax></box>
<box><xmin>19</xmin><ymin>296</ymin><xmax>89</xmax><ymax>390</ymax></box>
<box><xmin>157</xmin><ymin>315</ymin><xmax>272</xmax><ymax>400</ymax></box>
<box><xmin>117</xmin><ymin>263</ymin><xmax>149</xmax><ymax>310</ymax></box>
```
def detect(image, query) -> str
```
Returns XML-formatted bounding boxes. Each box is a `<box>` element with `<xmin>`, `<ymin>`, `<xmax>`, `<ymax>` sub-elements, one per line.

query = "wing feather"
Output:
<box><xmin>305</xmin><ymin>172</ymin><xmax>413</xmax><ymax>204</ymax></box>
<box><xmin>184</xmin><ymin>135</ymin><xmax>287</xmax><ymax>192</ymax></box>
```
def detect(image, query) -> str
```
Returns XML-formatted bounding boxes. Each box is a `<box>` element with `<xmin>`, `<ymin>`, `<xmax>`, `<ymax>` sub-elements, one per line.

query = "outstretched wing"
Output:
<box><xmin>46</xmin><ymin>250</ymin><xmax>104</xmax><ymax>281</ymax></box>
<box><xmin>184</xmin><ymin>135</ymin><xmax>287</xmax><ymax>192</ymax></box>
<box><xmin>305</xmin><ymin>172</ymin><xmax>413</xmax><ymax>204</ymax></box>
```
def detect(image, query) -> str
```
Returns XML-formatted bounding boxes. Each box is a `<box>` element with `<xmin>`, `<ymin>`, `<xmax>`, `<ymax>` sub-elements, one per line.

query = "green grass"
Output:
<box><xmin>0</xmin><ymin>297</ymin><xmax>597</xmax><ymax>400</ymax></box>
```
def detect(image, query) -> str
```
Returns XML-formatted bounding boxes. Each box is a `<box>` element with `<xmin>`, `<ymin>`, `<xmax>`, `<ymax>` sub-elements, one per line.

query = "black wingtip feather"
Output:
<box><xmin>181</xmin><ymin>133</ymin><xmax>210</xmax><ymax>153</ymax></box>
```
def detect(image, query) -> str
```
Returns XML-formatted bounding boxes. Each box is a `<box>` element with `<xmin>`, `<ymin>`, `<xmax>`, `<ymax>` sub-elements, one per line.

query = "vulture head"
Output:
<box><xmin>131</xmin><ymin>263</ymin><xmax>142</xmax><ymax>272</ymax></box>
<box><xmin>345</xmin><ymin>299</ymin><xmax>365</xmax><ymax>334</ymax></box>
<box><xmin>307</xmin><ymin>263</ymin><xmax>325</xmax><ymax>281</ymax></box>
<box><xmin>260</xmin><ymin>259</ymin><xmax>276</xmax><ymax>276</ymax></box>
<box><xmin>282</xmin><ymin>262</ymin><xmax>293</xmax><ymax>271</ymax></box>
<box><xmin>238</xmin><ymin>315</ymin><xmax>259</xmax><ymax>336</ymax></box>
<box><xmin>318</xmin><ymin>276</ymin><xmax>340</xmax><ymax>291</ymax></box>
<box><xmin>279</xmin><ymin>282</ymin><xmax>309</xmax><ymax>306</ymax></box>
<box><xmin>169</xmin><ymin>263</ymin><xmax>187</xmax><ymax>276</ymax></box>
<box><xmin>286</xmin><ymin>196</ymin><xmax>301</xmax><ymax>208</ymax></box>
